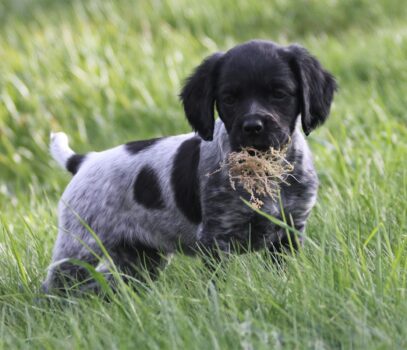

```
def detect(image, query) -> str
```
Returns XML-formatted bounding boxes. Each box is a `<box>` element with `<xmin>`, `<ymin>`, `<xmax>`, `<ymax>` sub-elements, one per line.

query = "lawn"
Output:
<box><xmin>0</xmin><ymin>0</ymin><xmax>406</xmax><ymax>348</ymax></box>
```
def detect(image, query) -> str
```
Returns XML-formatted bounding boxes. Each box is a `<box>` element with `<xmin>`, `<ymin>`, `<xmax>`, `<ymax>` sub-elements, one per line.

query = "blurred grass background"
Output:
<box><xmin>0</xmin><ymin>0</ymin><xmax>406</xmax><ymax>348</ymax></box>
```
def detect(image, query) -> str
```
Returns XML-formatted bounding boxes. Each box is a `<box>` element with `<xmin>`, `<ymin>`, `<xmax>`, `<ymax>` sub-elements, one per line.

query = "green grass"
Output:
<box><xmin>1</xmin><ymin>0</ymin><xmax>406</xmax><ymax>348</ymax></box>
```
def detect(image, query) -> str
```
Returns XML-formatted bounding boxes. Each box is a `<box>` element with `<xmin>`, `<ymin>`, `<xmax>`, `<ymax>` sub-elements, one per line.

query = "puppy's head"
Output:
<box><xmin>180</xmin><ymin>40</ymin><xmax>337</xmax><ymax>151</ymax></box>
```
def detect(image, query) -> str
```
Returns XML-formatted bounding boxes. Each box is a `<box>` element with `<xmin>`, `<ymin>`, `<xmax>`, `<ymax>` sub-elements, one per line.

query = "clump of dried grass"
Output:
<box><xmin>212</xmin><ymin>145</ymin><xmax>294</xmax><ymax>208</ymax></box>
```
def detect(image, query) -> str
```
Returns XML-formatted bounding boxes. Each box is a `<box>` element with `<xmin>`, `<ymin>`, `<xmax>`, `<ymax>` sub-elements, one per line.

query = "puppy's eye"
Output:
<box><xmin>271</xmin><ymin>90</ymin><xmax>288</xmax><ymax>100</ymax></box>
<box><xmin>223</xmin><ymin>95</ymin><xmax>236</xmax><ymax>105</ymax></box>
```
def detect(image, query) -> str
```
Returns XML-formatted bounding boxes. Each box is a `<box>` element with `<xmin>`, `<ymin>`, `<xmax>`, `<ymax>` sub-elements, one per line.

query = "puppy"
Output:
<box><xmin>43</xmin><ymin>40</ymin><xmax>336</xmax><ymax>293</ymax></box>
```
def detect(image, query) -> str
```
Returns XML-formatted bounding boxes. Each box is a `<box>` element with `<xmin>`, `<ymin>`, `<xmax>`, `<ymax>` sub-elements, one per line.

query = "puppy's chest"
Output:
<box><xmin>205</xmin><ymin>170</ymin><xmax>280</xmax><ymax>219</ymax></box>
<box><xmin>207</xmin><ymin>168</ymin><xmax>309</xmax><ymax>243</ymax></box>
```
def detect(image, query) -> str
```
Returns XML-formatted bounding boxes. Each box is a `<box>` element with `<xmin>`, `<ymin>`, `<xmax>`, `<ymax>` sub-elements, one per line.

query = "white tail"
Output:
<box><xmin>50</xmin><ymin>132</ymin><xmax>75</xmax><ymax>169</ymax></box>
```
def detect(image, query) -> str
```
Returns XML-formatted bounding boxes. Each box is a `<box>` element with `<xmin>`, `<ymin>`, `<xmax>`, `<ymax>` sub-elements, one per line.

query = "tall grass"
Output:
<box><xmin>0</xmin><ymin>0</ymin><xmax>406</xmax><ymax>348</ymax></box>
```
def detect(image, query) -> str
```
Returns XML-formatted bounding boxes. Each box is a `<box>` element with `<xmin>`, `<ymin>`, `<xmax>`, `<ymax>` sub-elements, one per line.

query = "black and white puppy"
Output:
<box><xmin>43</xmin><ymin>40</ymin><xmax>336</xmax><ymax>292</ymax></box>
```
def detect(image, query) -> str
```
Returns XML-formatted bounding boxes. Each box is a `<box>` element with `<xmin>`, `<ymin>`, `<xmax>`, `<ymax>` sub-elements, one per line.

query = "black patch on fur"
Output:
<box><xmin>171</xmin><ymin>137</ymin><xmax>202</xmax><ymax>223</ymax></box>
<box><xmin>134</xmin><ymin>166</ymin><xmax>165</xmax><ymax>209</ymax></box>
<box><xmin>125</xmin><ymin>137</ymin><xmax>162</xmax><ymax>155</ymax></box>
<box><xmin>66</xmin><ymin>154</ymin><xmax>86</xmax><ymax>175</ymax></box>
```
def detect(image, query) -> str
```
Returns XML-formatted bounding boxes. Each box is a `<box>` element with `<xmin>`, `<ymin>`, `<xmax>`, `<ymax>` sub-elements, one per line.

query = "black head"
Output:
<box><xmin>180</xmin><ymin>40</ymin><xmax>337</xmax><ymax>151</ymax></box>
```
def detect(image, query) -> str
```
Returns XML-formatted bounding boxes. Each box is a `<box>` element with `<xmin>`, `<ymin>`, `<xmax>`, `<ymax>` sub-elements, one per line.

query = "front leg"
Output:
<box><xmin>197</xmin><ymin>212</ymin><xmax>253</xmax><ymax>256</ymax></box>
<box><xmin>247</xmin><ymin>207</ymin><xmax>306</xmax><ymax>254</ymax></box>
<box><xmin>195</xmin><ymin>213</ymin><xmax>252</xmax><ymax>280</ymax></box>
<box><xmin>197</xmin><ymin>174</ymin><xmax>256</xmax><ymax>255</ymax></box>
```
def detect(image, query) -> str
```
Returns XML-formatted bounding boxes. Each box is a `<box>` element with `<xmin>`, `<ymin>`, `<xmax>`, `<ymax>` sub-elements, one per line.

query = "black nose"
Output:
<box><xmin>242</xmin><ymin>118</ymin><xmax>264</xmax><ymax>135</ymax></box>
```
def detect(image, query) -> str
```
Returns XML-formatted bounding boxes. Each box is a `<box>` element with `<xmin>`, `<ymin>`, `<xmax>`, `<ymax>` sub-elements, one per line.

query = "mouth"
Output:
<box><xmin>233</xmin><ymin>136</ymin><xmax>272</xmax><ymax>152</ymax></box>
<box><xmin>241</xmin><ymin>143</ymin><xmax>270</xmax><ymax>152</ymax></box>
<box><xmin>232</xmin><ymin>141</ymin><xmax>271</xmax><ymax>153</ymax></box>
<box><xmin>238</xmin><ymin>138</ymin><xmax>288</xmax><ymax>152</ymax></box>
<box><xmin>230</xmin><ymin>128</ymin><xmax>290</xmax><ymax>153</ymax></box>
<box><xmin>242</xmin><ymin>134</ymin><xmax>291</xmax><ymax>152</ymax></box>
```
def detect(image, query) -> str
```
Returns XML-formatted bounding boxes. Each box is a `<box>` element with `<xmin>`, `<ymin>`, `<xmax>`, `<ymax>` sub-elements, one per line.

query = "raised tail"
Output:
<box><xmin>50</xmin><ymin>132</ymin><xmax>86</xmax><ymax>175</ymax></box>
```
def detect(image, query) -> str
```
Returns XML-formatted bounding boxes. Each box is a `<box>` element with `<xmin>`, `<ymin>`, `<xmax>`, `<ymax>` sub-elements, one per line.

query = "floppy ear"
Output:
<box><xmin>180</xmin><ymin>53</ymin><xmax>223</xmax><ymax>141</ymax></box>
<box><xmin>289</xmin><ymin>45</ymin><xmax>337</xmax><ymax>136</ymax></box>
